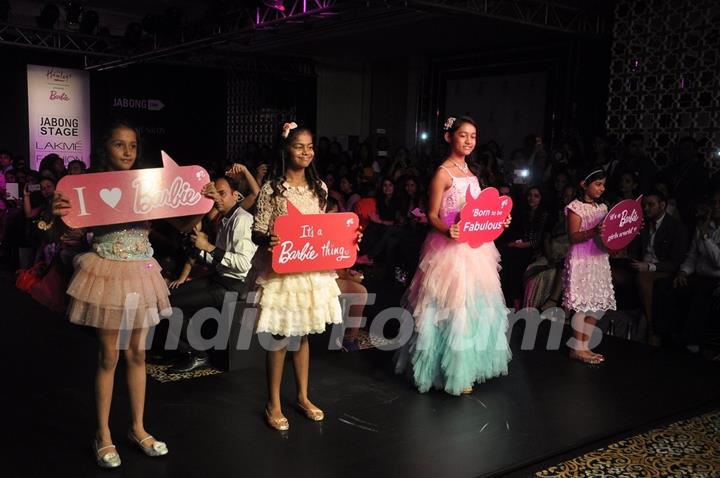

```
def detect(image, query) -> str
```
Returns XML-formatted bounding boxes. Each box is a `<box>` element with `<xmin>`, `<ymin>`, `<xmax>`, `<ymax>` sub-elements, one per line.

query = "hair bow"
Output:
<box><xmin>281</xmin><ymin>122</ymin><xmax>298</xmax><ymax>139</ymax></box>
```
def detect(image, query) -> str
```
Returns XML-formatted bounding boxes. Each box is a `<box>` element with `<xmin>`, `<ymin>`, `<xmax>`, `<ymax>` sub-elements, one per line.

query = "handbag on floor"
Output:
<box><xmin>30</xmin><ymin>258</ymin><xmax>70</xmax><ymax>315</ymax></box>
<box><xmin>15</xmin><ymin>261</ymin><xmax>46</xmax><ymax>293</ymax></box>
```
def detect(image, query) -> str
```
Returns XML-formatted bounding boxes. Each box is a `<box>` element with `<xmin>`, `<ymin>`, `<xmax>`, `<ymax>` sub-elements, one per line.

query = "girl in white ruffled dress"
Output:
<box><xmin>251</xmin><ymin>123</ymin><xmax>354</xmax><ymax>431</ymax></box>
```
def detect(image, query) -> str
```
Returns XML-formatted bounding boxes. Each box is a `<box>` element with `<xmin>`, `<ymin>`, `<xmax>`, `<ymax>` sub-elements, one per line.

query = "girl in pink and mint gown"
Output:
<box><xmin>395</xmin><ymin>116</ymin><xmax>512</xmax><ymax>395</ymax></box>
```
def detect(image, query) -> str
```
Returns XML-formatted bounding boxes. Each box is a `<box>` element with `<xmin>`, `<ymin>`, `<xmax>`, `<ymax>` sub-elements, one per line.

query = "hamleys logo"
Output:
<box><xmin>46</xmin><ymin>68</ymin><xmax>71</xmax><ymax>83</ymax></box>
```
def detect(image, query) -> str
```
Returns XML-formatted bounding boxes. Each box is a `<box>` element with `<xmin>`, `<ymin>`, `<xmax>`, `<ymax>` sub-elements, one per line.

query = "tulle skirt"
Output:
<box><xmin>252</xmin><ymin>264</ymin><xmax>342</xmax><ymax>337</ymax></box>
<box><xmin>395</xmin><ymin>232</ymin><xmax>512</xmax><ymax>395</ymax></box>
<box><xmin>66</xmin><ymin>252</ymin><xmax>171</xmax><ymax>330</ymax></box>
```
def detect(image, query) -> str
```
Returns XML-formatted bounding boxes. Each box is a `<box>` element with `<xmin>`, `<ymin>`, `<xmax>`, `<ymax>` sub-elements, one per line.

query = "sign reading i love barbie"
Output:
<box><xmin>272</xmin><ymin>202</ymin><xmax>359</xmax><ymax>273</ymax></box>
<box><xmin>601</xmin><ymin>196</ymin><xmax>644</xmax><ymax>251</ymax></box>
<box><xmin>56</xmin><ymin>151</ymin><xmax>214</xmax><ymax>228</ymax></box>
<box><xmin>457</xmin><ymin>187</ymin><xmax>513</xmax><ymax>247</ymax></box>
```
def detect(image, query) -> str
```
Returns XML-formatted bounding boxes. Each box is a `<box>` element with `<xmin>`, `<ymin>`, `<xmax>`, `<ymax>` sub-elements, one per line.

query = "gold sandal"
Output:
<box><xmin>265</xmin><ymin>407</ymin><xmax>289</xmax><ymax>431</ymax></box>
<box><xmin>296</xmin><ymin>402</ymin><xmax>324</xmax><ymax>421</ymax></box>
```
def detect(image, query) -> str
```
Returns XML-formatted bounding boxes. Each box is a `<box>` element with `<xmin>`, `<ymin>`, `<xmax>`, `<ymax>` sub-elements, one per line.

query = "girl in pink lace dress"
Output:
<box><xmin>563</xmin><ymin>167</ymin><xmax>616</xmax><ymax>364</ymax></box>
<box><xmin>394</xmin><ymin>116</ymin><xmax>512</xmax><ymax>395</ymax></box>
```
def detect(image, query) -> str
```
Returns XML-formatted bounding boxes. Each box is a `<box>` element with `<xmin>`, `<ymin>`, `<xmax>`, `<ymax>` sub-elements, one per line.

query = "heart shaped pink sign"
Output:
<box><xmin>457</xmin><ymin>187</ymin><xmax>513</xmax><ymax>248</ymax></box>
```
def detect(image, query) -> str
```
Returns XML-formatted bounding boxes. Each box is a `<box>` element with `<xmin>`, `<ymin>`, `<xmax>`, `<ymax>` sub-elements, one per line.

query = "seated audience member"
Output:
<box><xmin>352</xmin><ymin>181</ymin><xmax>377</xmax><ymax>229</ymax></box>
<box><xmin>658</xmin><ymin>136</ymin><xmax>710</xmax><ymax>231</ymax></box>
<box><xmin>653</xmin><ymin>189</ymin><xmax>720</xmax><ymax>352</ymax></box>
<box><xmin>610</xmin><ymin>169</ymin><xmax>640</xmax><ymax>204</ymax></box>
<box><xmin>523</xmin><ymin>185</ymin><xmax>575</xmax><ymax>310</ymax></box>
<box><xmin>332</xmin><ymin>175</ymin><xmax>361</xmax><ymax>213</ymax></box>
<box><xmin>356</xmin><ymin>178</ymin><xmax>402</xmax><ymax>268</ymax></box>
<box><xmin>165</xmin><ymin>176</ymin><xmax>258</xmax><ymax>373</ymax></box>
<box><xmin>628</xmin><ymin>190</ymin><xmax>688</xmax><ymax>343</ymax></box>
<box><xmin>501</xmin><ymin>185</ymin><xmax>548</xmax><ymax>309</ymax></box>
<box><xmin>326</xmin><ymin>197</ymin><xmax>368</xmax><ymax>352</ymax></box>
<box><xmin>67</xmin><ymin>160</ymin><xmax>87</xmax><ymax>175</ymax></box>
<box><xmin>653</xmin><ymin>179</ymin><xmax>679</xmax><ymax>219</ymax></box>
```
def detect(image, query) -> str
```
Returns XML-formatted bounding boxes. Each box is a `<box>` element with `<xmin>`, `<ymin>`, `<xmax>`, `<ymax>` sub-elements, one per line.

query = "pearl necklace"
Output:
<box><xmin>450</xmin><ymin>160</ymin><xmax>469</xmax><ymax>173</ymax></box>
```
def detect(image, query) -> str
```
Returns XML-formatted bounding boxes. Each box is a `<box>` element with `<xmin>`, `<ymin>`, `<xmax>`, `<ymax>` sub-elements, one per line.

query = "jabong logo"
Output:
<box><xmin>113</xmin><ymin>98</ymin><xmax>165</xmax><ymax>111</ymax></box>
<box><xmin>46</xmin><ymin>67</ymin><xmax>71</xmax><ymax>83</ymax></box>
<box><xmin>114</xmin><ymin>292</ymin><xmax>604</xmax><ymax>353</ymax></box>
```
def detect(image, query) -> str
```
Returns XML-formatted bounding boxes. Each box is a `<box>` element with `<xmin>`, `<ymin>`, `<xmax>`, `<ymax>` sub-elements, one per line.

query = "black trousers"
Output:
<box><xmin>159</xmin><ymin>275</ymin><xmax>247</xmax><ymax>356</ymax></box>
<box><xmin>653</xmin><ymin>274</ymin><xmax>720</xmax><ymax>345</ymax></box>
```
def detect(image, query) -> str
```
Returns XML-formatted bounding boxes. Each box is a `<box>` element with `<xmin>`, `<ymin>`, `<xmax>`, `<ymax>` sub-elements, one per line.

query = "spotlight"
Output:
<box><xmin>420</xmin><ymin>132</ymin><xmax>429</xmax><ymax>141</ymax></box>
<box><xmin>36</xmin><ymin>3</ymin><xmax>60</xmax><ymax>29</ymax></box>
<box><xmin>79</xmin><ymin>9</ymin><xmax>98</xmax><ymax>34</ymax></box>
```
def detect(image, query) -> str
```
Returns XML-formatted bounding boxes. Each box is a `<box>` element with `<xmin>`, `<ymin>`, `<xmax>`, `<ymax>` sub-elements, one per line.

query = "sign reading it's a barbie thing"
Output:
<box><xmin>272</xmin><ymin>202</ymin><xmax>359</xmax><ymax>273</ymax></box>
<box><xmin>601</xmin><ymin>196</ymin><xmax>644</xmax><ymax>251</ymax></box>
<box><xmin>56</xmin><ymin>151</ymin><xmax>214</xmax><ymax>228</ymax></box>
<box><xmin>457</xmin><ymin>187</ymin><xmax>513</xmax><ymax>247</ymax></box>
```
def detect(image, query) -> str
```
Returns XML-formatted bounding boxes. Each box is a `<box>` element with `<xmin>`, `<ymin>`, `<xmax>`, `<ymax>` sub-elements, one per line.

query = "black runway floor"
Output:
<box><xmin>3</xmin><ymin>281</ymin><xmax>720</xmax><ymax>478</ymax></box>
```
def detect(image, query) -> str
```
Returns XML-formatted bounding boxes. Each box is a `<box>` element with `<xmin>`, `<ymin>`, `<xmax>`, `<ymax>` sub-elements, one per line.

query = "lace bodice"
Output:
<box><xmin>253</xmin><ymin>181</ymin><xmax>327</xmax><ymax>234</ymax></box>
<box><xmin>438</xmin><ymin>170</ymin><xmax>482</xmax><ymax>226</ymax></box>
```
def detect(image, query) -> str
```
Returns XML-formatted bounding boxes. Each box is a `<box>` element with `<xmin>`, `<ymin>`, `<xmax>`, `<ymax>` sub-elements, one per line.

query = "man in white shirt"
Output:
<box><xmin>167</xmin><ymin>175</ymin><xmax>258</xmax><ymax>373</ymax></box>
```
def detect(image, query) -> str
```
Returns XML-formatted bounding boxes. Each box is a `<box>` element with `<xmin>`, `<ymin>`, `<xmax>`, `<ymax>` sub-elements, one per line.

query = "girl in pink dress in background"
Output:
<box><xmin>563</xmin><ymin>166</ymin><xmax>616</xmax><ymax>365</ymax></box>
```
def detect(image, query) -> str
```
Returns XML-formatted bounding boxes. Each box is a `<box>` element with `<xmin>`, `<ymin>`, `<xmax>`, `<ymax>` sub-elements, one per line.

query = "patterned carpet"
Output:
<box><xmin>146</xmin><ymin>363</ymin><xmax>223</xmax><ymax>383</ymax></box>
<box><xmin>536</xmin><ymin>410</ymin><xmax>720</xmax><ymax>477</ymax></box>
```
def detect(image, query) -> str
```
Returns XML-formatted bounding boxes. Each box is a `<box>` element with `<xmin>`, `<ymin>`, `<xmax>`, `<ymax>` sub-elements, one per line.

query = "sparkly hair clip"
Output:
<box><xmin>281</xmin><ymin>122</ymin><xmax>298</xmax><ymax>139</ymax></box>
<box><xmin>443</xmin><ymin>116</ymin><xmax>457</xmax><ymax>131</ymax></box>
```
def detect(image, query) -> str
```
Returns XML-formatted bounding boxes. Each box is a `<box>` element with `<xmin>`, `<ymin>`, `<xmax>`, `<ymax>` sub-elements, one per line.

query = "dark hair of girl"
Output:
<box><xmin>444</xmin><ymin>115</ymin><xmax>478</xmax><ymax>137</ymax></box>
<box><xmin>91</xmin><ymin>119</ymin><xmax>143</xmax><ymax>173</ymax></box>
<box><xmin>576</xmin><ymin>165</ymin><xmax>607</xmax><ymax>201</ymax></box>
<box><xmin>443</xmin><ymin>115</ymin><xmax>480</xmax><ymax>180</ymax></box>
<box><xmin>268</xmin><ymin>125</ymin><xmax>327</xmax><ymax>211</ymax></box>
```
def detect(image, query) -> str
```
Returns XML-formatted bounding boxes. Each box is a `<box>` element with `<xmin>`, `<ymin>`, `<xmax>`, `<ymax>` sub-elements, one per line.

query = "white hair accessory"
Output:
<box><xmin>281</xmin><ymin>122</ymin><xmax>298</xmax><ymax>139</ymax></box>
<box><xmin>443</xmin><ymin>116</ymin><xmax>456</xmax><ymax>131</ymax></box>
<box><xmin>582</xmin><ymin>169</ymin><xmax>605</xmax><ymax>183</ymax></box>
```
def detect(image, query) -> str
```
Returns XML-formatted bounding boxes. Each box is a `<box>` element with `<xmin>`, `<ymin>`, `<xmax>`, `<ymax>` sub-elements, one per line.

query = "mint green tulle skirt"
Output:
<box><xmin>395</xmin><ymin>232</ymin><xmax>512</xmax><ymax>395</ymax></box>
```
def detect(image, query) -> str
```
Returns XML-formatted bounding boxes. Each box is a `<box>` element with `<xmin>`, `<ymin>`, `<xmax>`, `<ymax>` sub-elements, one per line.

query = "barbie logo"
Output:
<box><xmin>49</xmin><ymin>90</ymin><xmax>70</xmax><ymax>101</ymax></box>
<box><xmin>272</xmin><ymin>203</ymin><xmax>359</xmax><ymax>273</ymax></box>
<box><xmin>132</xmin><ymin>176</ymin><xmax>202</xmax><ymax>214</ymax></box>
<box><xmin>601</xmin><ymin>196</ymin><xmax>644</xmax><ymax>251</ymax></box>
<box><xmin>619</xmin><ymin>209</ymin><xmax>639</xmax><ymax>227</ymax></box>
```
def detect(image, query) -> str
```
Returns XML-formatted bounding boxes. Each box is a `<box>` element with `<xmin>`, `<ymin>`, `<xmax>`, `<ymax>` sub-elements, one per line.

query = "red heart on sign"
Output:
<box><xmin>272</xmin><ymin>202</ymin><xmax>359</xmax><ymax>274</ymax></box>
<box><xmin>457</xmin><ymin>187</ymin><xmax>513</xmax><ymax>248</ymax></box>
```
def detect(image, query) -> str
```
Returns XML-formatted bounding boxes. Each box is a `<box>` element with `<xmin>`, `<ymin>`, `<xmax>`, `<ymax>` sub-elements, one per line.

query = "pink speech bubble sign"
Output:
<box><xmin>56</xmin><ymin>151</ymin><xmax>214</xmax><ymax>228</ymax></box>
<box><xmin>457</xmin><ymin>187</ymin><xmax>513</xmax><ymax>248</ymax></box>
<box><xmin>272</xmin><ymin>202</ymin><xmax>359</xmax><ymax>274</ymax></box>
<box><xmin>601</xmin><ymin>196</ymin><xmax>644</xmax><ymax>251</ymax></box>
